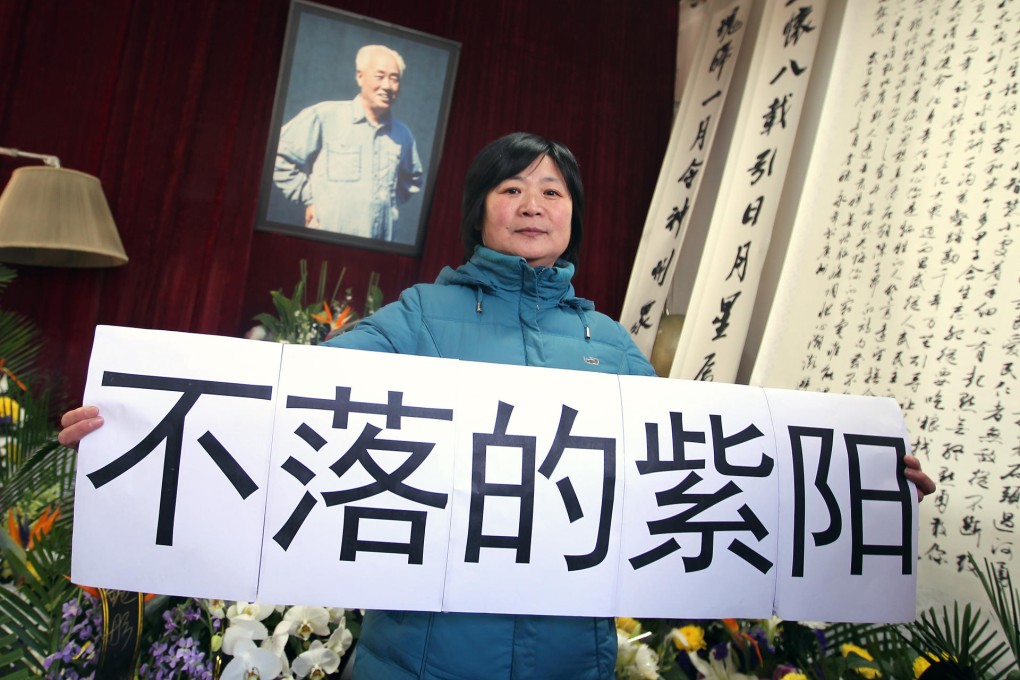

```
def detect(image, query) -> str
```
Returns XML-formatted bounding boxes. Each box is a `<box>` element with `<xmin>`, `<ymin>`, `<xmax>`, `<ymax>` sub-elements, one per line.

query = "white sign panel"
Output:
<box><xmin>258</xmin><ymin>346</ymin><xmax>459</xmax><ymax>611</ymax></box>
<box><xmin>617</xmin><ymin>375</ymin><xmax>779</xmax><ymax>619</ymax></box>
<box><xmin>766</xmin><ymin>388</ymin><xmax>918</xmax><ymax>623</ymax></box>
<box><xmin>443</xmin><ymin>363</ymin><xmax>625</xmax><ymax>617</ymax></box>
<box><xmin>71</xmin><ymin>326</ymin><xmax>282</xmax><ymax>601</ymax></box>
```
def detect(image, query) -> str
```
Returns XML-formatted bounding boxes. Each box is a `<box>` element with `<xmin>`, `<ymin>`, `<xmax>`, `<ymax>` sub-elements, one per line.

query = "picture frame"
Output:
<box><xmin>255</xmin><ymin>0</ymin><xmax>460</xmax><ymax>255</ymax></box>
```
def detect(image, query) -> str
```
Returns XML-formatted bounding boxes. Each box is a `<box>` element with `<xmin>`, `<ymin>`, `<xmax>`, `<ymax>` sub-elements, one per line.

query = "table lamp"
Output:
<box><xmin>0</xmin><ymin>146</ymin><xmax>128</xmax><ymax>267</ymax></box>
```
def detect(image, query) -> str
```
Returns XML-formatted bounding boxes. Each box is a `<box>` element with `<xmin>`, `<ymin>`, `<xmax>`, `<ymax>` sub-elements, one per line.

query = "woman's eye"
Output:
<box><xmin>504</xmin><ymin>187</ymin><xmax>521</xmax><ymax>194</ymax></box>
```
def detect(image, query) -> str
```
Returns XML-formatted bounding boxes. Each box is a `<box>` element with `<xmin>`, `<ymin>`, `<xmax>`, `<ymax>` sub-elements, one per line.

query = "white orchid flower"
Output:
<box><xmin>203</xmin><ymin>599</ymin><xmax>227</xmax><ymax>619</ymax></box>
<box><xmin>261</xmin><ymin>633</ymin><xmax>291</xmax><ymax>677</ymax></box>
<box><xmin>280</xmin><ymin>605</ymin><xmax>330</xmax><ymax>640</ymax></box>
<box><xmin>688</xmin><ymin>649</ymin><xmax>757</xmax><ymax>680</ymax></box>
<box><xmin>227</xmin><ymin>601</ymin><xmax>276</xmax><ymax>622</ymax></box>
<box><xmin>327</xmin><ymin>607</ymin><xmax>347</xmax><ymax>625</ymax></box>
<box><xmin>799</xmin><ymin>620</ymin><xmax>830</xmax><ymax>630</ymax></box>
<box><xmin>292</xmin><ymin>640</ymin><xmax>341</xmax><ymax>679</ymax></box>
<box><xmin>761</xmin><ymin>615</ymin><xmax>783</xmax><ymax>644</ymax></box>
<box><xmin>262</xmin><ymin>631</ymin><xmax>288</xmax><ymax>657</ymax></box>
<box><xmin>325</xmin><ymin>620</ymin><xmax>353</xmax><ymax>657</ymax></box>
<box><xmin>222</xmin><ymin>618</ymin><xmax>269</xmax><ymax>655</ymax></box>
<box><xmin>616</xmin><ymin>631</ymin><xmax>659</xmax><ymax>680</ymax></box>
<box><xmin>220</xmin><ymin>638</ymin><xmax>283</xmax><ymax>680</ymax></box>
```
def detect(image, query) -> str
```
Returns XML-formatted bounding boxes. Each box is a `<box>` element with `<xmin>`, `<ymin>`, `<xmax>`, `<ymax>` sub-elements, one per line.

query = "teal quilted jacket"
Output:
<box><xmin>324</xmin><ymin>246</ymin><xmax>655</xmax><ymax>679</ymax></box>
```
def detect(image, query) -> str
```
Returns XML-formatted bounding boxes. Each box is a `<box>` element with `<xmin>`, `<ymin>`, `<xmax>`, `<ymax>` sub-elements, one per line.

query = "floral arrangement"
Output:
<box><xmin>246</xmin><ymin>260</ymin><xmax>382</xmax><ymax>345</ymax></box>
<box><xmin>3</xmin><ymin>262</ymin><xmax>1018</xmax><ymax>679</ymax></box>
<box><xmin>614</xmin><ymin>557</ymin><xmax>1019</xmax><ymax>680</ymax></box>
<box><xmin>42</xmin><ymin>594</ymin><xmax>358</xmax><ymax>679</ymax></box>
<box><xmin>615</xmin><ymin>616</ymin><xmax>881</xmax><ymax>680</ymax></box>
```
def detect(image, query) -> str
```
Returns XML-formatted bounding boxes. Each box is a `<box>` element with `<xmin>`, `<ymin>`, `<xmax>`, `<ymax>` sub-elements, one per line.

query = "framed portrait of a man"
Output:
<box><xmin>255</xmin><ymin>1</ymin><xmax>460</xmax><ymax>255</ymax></box>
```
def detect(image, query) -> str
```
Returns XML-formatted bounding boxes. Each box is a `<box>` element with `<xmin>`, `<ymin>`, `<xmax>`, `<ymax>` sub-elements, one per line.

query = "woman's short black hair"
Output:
<box><xmin>460</xmin><ymin>132</ymin><xmax>585</xmax><ymax>266</ymax></box>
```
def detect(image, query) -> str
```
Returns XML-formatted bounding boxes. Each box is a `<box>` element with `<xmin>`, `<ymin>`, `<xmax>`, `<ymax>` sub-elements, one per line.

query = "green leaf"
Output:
<box><xmin>969</xmin><ymin>554</ymin><xmax>1020</xmax><ymax>675</ymax></box>
<box><xmin>0</xmin><ymin>263</ymin><xmax>15</xmax><ymax>289</ymax></box>
<box><xmin>898</xmin><ymin>601</ymin><xmax>1010</xmax><ymax>679</ymax></box>
<box><xmin>364</xmin><ymin>271</ymin><xmax>383</xmax><ymax>315</ymax></box>
<box><xmin>0</xmin><ymin>632</ymin><xmax>31</xmax><ymax>680</ymax></box>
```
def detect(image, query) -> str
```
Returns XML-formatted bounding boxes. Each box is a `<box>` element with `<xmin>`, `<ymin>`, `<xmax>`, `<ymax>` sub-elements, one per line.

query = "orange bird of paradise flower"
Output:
<box><xmin>311</xmin><ymin>301</ymin><xmax>354</xmax><ymax>332</ymax></box>
<box><xmin>7</xmin><ymin>505</ymin><xmax>60</xmax><ymax>550</ymax></box>
<box><xmin>0</xmin><ymin>360</ymin><xmax>29</xmax><ymax>391</ymax></box>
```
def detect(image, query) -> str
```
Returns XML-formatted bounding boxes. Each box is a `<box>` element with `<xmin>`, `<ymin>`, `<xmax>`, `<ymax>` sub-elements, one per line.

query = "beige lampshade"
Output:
<box><xmin>0</xmin><ymin>165</ymin><xmax>128</xmax><ymax>267</ymax></box>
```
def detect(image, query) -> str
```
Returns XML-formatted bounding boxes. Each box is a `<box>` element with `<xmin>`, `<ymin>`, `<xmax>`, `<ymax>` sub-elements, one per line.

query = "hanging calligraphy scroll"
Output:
<box><xmin>619</xmin><ymin>0</ymin><xmax>749</xmax><ymax>357</ymax></box>
<box><xmin>72</xmin><ymin>326</ymin><xmax>919</xmax><ymax>622</ymax></box>
<box><xmin>750</xmin><ymin>0</ymin><xmax>1020</xmax><ymax>614</ymax></box>
<box><xmin>670</xmin><ymin>0</ymin><xmax>830</xmax><ymax>383</ymax></box>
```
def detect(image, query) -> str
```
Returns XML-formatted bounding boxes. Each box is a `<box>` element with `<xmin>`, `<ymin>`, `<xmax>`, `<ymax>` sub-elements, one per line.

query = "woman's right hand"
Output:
<box><xmin>58</xmin><ymin>405</ymin><xmax>105</xmax><ymax>449</ymax></box>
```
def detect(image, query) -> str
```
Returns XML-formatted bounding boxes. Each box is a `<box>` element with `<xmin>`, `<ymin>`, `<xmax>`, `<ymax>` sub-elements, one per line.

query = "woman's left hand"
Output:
<box><xmin>904</xmin><ymin>454</ymin><xmax>936</xmax><ymax>501</ymax></box>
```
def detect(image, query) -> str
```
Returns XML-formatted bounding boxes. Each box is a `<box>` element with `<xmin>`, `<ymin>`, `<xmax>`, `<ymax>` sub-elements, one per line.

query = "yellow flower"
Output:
<box><xmin>780</xmin><ymin>674</ymin><xmax>809</xmax><ymax>680</ymax></box>
<box><xmin>669</xmin><ymin>624</ymin><xmax>707</xmax><ymax>652</ymax></box>
<box><xmin>841</xmin><ymin>643</ymin><xmax>881</xmax><ymax>678</ymax></box>
<box><xmin>913</xmin><ymin>652</ymin><xmax>954</xmax><ymax>678</ymax></box>
<box><xmin>841</xmin><ymin>643</ymin><xmax>875</xmax><ymax>662</ymax></box>
<box><xmin>0</xmin><ymin>396</ymin><xmax>22</xmax><ymax>425</ymax></box>
<box><xmin>616</xmin><ymin>617</ymin><xmax>642</xmax><ymax>636</ymax></box>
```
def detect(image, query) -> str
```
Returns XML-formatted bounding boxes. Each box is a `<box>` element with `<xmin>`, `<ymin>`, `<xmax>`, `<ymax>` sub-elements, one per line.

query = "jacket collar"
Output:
<box><xmin>436</xmin><ymin>247</ymin><xmax>594</xmax><ymax>310</ymax></box>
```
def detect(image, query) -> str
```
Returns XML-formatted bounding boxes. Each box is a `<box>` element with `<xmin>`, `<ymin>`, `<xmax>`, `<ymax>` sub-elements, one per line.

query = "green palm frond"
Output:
<box><xmin>0</xmin><ymin>437</ymin><xmax>76</xmax><ymax>532</ymax></box>
<box><xmin>0</xmin><ymin>309</ymin><xmax>42</xmax><ymax>386</ymax></box>
<box><xmin>0</xmin><ymin>263</ymin><xmax>15</xmax><ymax>291</ymax></box>
<box><xmin>0</xmin><ymin>265</ymin><xmax>42</xmax><ymax>386</ymax></box>
<box><xmin>970</xmin><ymin>554</ymin><xmax>1020</xmax><ymax>674</ymax></box>
<box><xmin>0</xmin><ymin>632</ymin><xmax>31</xmax><ymax>679</ymax></box>
<box><xmin>825</xmin><ymin>621</ymin><xmax>895</xmax><ymax>650</ymax></box>
<box><xmin>1</xmin><ymin>385</ymin><xmax>67</xmax><ymax>484</ymax></box>
<box><xmin>0</xmin><ymin>521</ymin><xmax>78</xmax><ymax>676</ymax></box>
<box><xmin>819</xmin><ymin>622</ymin><xmax>917</xmax><ymax>678</ymax></box>
<box><xmin>0</xmin><ymin>436</ymin><xmax>77</xmax><ymax>677</ymax></box>
<box><xmin>898</xmin><ymin>601</ymin><xmax>1011</xmax><ymax>679</ymax></box>
<box><xmin>0</xmin><ymin>263</ymin><xmax>78</xmax><ymax>676</ymax></box>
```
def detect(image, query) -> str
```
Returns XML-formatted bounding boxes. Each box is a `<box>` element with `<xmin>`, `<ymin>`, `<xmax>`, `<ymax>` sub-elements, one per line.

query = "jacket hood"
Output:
<box><xmin>435</xmin><ymin>246</ymin><xmax>595</xmax><ymax>312</ymax></box>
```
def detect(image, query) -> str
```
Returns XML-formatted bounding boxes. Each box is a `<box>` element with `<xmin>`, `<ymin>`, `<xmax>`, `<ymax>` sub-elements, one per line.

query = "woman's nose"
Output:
<box><xmin>519</xmin><ymin>190</ymin><xmax>543</xmax><ymax>215</ymax></box>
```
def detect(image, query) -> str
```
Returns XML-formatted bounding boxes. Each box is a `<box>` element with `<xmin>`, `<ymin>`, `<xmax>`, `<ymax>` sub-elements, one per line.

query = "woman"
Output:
<box><xmin>61</xmin><ymin>132</ymin><xmax>935</xmax><ymax>679</ymax></box>
<box><xmin>311</xmin><ymin>132</ymin><xmax>656</xmax><ymax>679</ymax></box>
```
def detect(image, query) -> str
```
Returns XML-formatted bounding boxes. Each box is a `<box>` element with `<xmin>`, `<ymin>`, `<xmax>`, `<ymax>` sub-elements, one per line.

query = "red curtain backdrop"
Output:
<box><xmin>0</xmin><ymin>0</ymin><xmax>678</xmax><ymax>407</ymax></box>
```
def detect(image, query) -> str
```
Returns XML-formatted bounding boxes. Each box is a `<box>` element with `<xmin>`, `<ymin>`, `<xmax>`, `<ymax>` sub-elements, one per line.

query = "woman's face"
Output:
<box><xmin>481</xmin><ymin>154</ymin><xmax>572</xmax><ymax>268</ymax></box>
